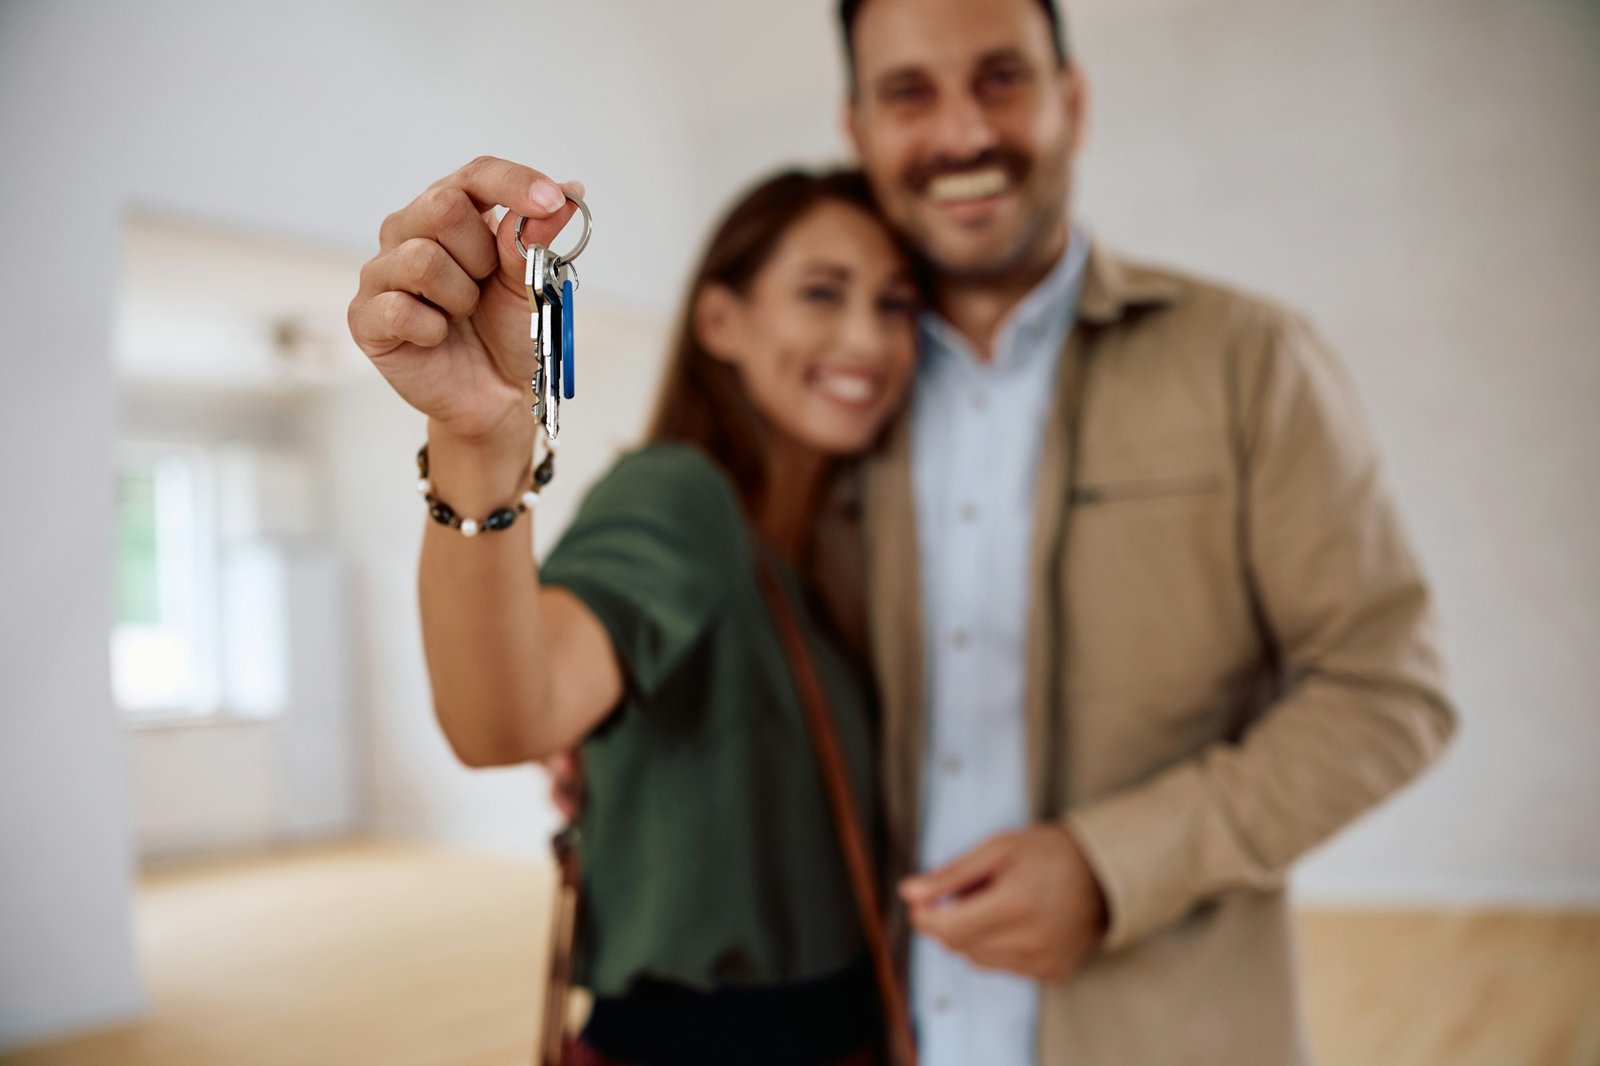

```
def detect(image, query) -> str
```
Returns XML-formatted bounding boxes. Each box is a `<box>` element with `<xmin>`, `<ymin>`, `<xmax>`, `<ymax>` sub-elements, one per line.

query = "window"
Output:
<box><xmin>113</xmin><ymin>444</ymin><xmax>220</xmax><ymax>719</ymax></box>
<box><xmin>113</xmin><ymin>440</ymin><xmax>305</xmax><ymax>725</ymax></box>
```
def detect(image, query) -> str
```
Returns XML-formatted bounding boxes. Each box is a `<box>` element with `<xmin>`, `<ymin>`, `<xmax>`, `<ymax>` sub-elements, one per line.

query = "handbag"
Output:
<box><xmin>534</xmin><ymin>555</ymin><xmax>919</xmax><ymax>1066</ymax></box>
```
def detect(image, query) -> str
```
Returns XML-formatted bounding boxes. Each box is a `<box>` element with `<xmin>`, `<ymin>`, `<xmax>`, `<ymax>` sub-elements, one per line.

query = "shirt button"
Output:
<box><xmin>971</xmin><ymin>392</ymin><xmax>989</xmax><ymax>413</ymax></box>
<box><xmin>940</xmin><ymin>755</ymin><xmax>963</xmax><ymax>776</ymax></box>
<box><xmin>951</xmin><ymin>630</ymin><xmax>970</xmax><ymax>650</ymax></box>
<box><xmin>933</xmin><ymin>995</ymin><xmax>954</xmax><ymax>1015</ymax></box>
<box><xmin>959</xmin><ymin>503</ymin><xmax>980</xmax><ymax>523</ymax></box>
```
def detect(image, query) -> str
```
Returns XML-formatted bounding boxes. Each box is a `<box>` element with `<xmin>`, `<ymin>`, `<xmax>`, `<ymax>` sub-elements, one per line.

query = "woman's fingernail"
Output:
<box><xmin>562</xmin><ymin>179</ymin><xmax>587</xmax><ymax>199</ymax></box>
<box><xmin>530</xmin><ymin>180</ymin><xmax>565</xmax><ymax>213</ymax></box>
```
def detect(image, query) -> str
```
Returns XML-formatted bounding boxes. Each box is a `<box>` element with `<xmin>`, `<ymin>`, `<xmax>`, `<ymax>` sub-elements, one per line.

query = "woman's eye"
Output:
<box><xmin>879</xmin><ymin>294</ymin><xmax>917</xmax><ymax>317</ymax></box>
<box><xmin>803</xmin><ymin>285</ymin><xmax>845</xmax><ymax>306</ymax></box>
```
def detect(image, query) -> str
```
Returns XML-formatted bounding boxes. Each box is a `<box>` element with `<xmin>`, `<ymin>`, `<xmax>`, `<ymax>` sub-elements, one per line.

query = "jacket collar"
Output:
<box><xmin>1077</xmin><ymin>240</ymin><xmax>1183</xmax><ymax>325</ymax></box>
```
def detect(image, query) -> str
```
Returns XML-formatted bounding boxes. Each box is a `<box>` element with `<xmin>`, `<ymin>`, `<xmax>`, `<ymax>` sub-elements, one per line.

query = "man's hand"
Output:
<box><xmin>901</xmin><ymin>825</ymin><xmax>1109</xmax><ymax>982</ymax></box>
<box><xmin>542</xmin><ymin>750</ymin><xmax>585</xmax><ymax>823</ymax></box>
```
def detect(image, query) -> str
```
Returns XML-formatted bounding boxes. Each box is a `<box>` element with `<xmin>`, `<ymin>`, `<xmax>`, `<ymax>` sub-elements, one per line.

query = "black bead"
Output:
<box><xmin>485</xmin><ymin>508</ymin><xmax>518</xmax><ymax>531</ymax></box>
<box><xmin>429</xmin><ymin>502</ymin><xmax>457</xmax><ymax>526</ymax></box>
<box><xmin>534</xmin><ymin>454</ymin><xmax>555</xmax><ymax>487</ymax></box>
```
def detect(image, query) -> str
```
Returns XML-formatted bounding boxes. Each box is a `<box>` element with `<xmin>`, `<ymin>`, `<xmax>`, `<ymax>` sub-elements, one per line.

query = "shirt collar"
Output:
<box><xmin>918</xmin><ymin>225</ymin><xmax>1091</xmax><ymax>372</ymax></box>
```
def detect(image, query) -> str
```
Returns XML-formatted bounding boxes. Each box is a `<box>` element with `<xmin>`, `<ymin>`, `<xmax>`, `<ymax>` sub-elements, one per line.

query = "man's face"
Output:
<box><xmin>845</xmin><ymin>0</ymin><xmax>1085</xmax><ymax>284</ymax></box>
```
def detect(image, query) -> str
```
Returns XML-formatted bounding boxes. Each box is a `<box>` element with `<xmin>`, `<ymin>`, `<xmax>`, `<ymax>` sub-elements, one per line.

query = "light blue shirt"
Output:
<box><xmin>908</xmin><ymin>229</ymin><xmax>1089</xmax><ymax>1065</ymax></box>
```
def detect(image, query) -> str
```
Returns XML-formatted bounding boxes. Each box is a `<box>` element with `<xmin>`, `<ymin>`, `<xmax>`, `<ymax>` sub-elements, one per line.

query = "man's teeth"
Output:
<box><xmin>927</xmin><ymin>167</ymin><xmax>1009</xmax><ymax>203</ymax></box>
<box><xmin>817</xmin><ymin>372</ymin><xmax>879</xmax><ymax>405</ymax></box>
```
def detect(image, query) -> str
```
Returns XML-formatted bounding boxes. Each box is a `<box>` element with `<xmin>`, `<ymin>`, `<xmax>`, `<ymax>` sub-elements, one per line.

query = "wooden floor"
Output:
<box><xmin>5</xmin><ymin>840</ymin><xmax>1597</xmax><ymax>1066</ymax></box>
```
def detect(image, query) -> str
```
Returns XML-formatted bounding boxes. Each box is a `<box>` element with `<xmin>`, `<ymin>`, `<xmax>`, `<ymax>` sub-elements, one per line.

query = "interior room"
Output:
<box><xmin>2</xmin><ymin>1</ymin><xmax>1597</xmax><ymax>1064</ymax></box>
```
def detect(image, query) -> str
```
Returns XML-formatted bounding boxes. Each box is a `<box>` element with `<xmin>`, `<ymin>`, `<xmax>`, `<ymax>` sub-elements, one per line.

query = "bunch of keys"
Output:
<box><xmin>516</xmin><ymin>194</ymin><xmax>592</xmax><ymax>486</ymax></box>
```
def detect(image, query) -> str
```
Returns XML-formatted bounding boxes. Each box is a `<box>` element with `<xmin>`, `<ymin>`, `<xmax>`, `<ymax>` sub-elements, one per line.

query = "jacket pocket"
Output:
<box><xmin>1070</xmin><ymin>474</ymin><xmax>1223</xmax><ymax>507</ymax></box>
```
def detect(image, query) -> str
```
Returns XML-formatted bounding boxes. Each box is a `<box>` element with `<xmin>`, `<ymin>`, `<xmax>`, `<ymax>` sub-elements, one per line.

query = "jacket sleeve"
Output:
<box><xmin>1064</xmin><ymin>307</ymin><xmax>1457</xmax><ymax>953</ymax></box>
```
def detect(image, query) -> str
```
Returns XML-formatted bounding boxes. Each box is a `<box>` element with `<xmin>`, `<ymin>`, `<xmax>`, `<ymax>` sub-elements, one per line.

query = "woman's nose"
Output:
<box><xmin>840</xmin><ymin>301</ymin><xmax>902</xmax><ymax>364</ymax></box>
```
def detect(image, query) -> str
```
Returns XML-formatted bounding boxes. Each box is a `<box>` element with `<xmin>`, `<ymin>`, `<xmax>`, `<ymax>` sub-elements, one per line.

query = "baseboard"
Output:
<box><xmin>1293</xmin><ymin>874</ymin><xmax>1600</xmax><ymax>909</ymax></box>
<box><xmin>0</xmin><ymin>992</ymin><xmax>149</xmax><ymax>1055</ymax></box>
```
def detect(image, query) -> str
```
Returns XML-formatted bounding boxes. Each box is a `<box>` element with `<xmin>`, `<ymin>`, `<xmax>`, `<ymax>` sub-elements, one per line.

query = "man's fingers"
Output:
<box><xmin>378</xmin><ymin>185</ymin><xmax>499</xmax><ymax>278</ymax></box>
<box><xmin>901</xmin><ymin>834</ymin><xmax>1012</xmax><ymax>905</ymax></box>
<box><xmin>360</xmin><ymin>239</ymin><xmax>481</xmax><ymax>321</ymax></box>
<box><xmin>348</xmin><ymin>290</ymin><xmax>448</xmax><ymax>358</ymax></box>
<box><xmin>966</xmin><ymin>945</ymin><xmax>1051</xmax><ymax>978</ymax></box>
<box><xmin>542</xmin><ymin>750</ymin><xmax>585</xmax><ymax>822</ymax></box>
<box><xmin>909</xmin><ymin>878</ymin><xmax>1018</xmax><ymax>951</ymax></box>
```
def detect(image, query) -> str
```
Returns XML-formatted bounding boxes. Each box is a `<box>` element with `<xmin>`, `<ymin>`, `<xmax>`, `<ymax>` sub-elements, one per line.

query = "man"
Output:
<box><xmin>827</xmin><ymin>0</ymin><xmax>1455</xmax><ymax>1064</ymax></box>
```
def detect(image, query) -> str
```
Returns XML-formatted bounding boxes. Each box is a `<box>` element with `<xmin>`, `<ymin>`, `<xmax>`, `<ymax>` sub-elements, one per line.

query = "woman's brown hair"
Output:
<box><xmin>645</xmin><ymin>167</ymin><xmax>887</xmax><ymax>511</ymax></box>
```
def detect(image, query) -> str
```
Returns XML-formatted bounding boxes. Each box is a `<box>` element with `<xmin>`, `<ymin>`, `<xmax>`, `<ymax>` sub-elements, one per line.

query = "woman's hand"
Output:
<box><xmin>348</xmin><ymin>156</ymin><xmax>582</xmax><ymax>443</ymax></box>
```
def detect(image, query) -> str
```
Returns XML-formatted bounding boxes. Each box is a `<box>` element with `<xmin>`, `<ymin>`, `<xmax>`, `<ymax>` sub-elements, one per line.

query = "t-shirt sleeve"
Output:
<box><xmin>540</xmin><ymin>444</ymin><xmax>749</xmax><ymax>703</ymax></box>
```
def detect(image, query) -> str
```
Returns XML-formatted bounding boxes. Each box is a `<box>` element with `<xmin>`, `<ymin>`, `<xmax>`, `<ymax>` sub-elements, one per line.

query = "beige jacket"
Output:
<box><xmin>853</xmin><ymin>243</ymin><xmax>1456</xmax><ymax>1065</ymax></box>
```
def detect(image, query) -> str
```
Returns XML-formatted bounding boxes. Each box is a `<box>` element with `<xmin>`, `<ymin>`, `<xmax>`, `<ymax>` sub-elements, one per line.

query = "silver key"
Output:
<box><xmin>524</xmin><ymin>245</ymin><xmax>549</xmax><ymax>422</ymax></box>
<box><xmin>541</xmin><ymin>288</ymin><xmax>559</xmax><ymax>442</ymax></box>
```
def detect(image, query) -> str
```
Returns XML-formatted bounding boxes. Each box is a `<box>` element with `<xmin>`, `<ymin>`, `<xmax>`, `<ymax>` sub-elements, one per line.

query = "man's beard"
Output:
<box><xmin>899</xmin><ymin>146</ymin><xmax>1070</xmax><ymax>287</ymax></box>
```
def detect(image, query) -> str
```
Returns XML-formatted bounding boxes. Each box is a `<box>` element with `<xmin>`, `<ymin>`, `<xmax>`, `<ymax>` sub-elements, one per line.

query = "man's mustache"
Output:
<box><xmin>904</xmin><ymin>148</ymin><xmax>1031</xmax><ymax>194</ymax></box>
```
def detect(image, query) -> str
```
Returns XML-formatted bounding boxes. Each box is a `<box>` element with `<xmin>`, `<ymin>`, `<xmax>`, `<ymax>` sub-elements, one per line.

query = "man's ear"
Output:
<box><xmin>1062</xmin><ymin>61</ymin><xmax>1090</xmax><ymax>156</ymax></box>
<box><xmin>693</xmin><ymin>283</ymin><xmax>745</xmax><ymax>366</ymax></box>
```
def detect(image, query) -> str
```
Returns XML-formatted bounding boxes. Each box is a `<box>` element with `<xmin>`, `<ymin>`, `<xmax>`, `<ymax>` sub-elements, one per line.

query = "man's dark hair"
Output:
<box><xmin>837</xmin><ymin>0</ymin><xmax>1069</xmax><ymax>88</ymax></box>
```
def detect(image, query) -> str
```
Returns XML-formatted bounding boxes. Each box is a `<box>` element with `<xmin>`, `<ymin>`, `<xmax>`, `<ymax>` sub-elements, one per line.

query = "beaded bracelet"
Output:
<box><xmin>416</xmin><ymin>443</ymin><xmax>555</xmax><ymax>537</ymax></box>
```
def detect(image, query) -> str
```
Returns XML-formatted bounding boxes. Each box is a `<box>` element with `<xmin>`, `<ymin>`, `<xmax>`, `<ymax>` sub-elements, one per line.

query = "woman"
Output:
<box><xmin>349</xmin><ymin>160</ymin><xmax>918</xmax><ymax>1064</ymax></box>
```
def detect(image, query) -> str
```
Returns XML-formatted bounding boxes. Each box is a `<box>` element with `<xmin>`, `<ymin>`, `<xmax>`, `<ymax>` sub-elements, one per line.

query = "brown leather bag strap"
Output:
<box><xmin>756</xmin><ymin>557</ymin><xmax>919</xmax><ymax>1066</ymax></box>
<box><xmin>540</xmin><ymin>826</ymin><xmax>582</xmax><ymax>1066</ymax></box>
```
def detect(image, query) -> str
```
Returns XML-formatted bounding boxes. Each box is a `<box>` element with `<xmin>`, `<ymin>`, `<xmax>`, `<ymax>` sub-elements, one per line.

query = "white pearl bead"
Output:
<box><xmin>460</xmin><ymin>519</ymin><xmax>480</xmax><ymax>537</ymax></box>
<box><xmin>521</xmin><ymin>491</ymin><xmax>541</xmax><ymax>509</ymax></box>
<box><xmin>416</xmin><ymin>478</ymin><xmax>431</xmax><ymax>495</ymax></box>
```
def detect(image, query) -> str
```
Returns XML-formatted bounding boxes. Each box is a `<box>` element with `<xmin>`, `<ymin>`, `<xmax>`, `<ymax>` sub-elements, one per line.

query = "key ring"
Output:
<box><xmin>515</xmin><ymin>193</ymin><xmax>591</xmax><ymax>264</ymax></box>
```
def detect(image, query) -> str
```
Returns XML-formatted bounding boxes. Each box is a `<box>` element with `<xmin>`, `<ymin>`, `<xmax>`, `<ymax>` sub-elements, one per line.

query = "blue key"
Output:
<box><xmin>561</xmin><ymin>277</ymin><xmax>575</xmax><ymax>400</ymax></box>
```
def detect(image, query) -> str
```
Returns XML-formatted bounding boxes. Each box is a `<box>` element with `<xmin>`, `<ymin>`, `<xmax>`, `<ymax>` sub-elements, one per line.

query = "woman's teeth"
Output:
<box><xmin>816</xmin><ymin>371</ymin><xmax>879</xmax><ymax>406</ymax></box>
<box><xmin>927</xmin><ymin>167</ymin><xmax>1009</xmax><ymax>203</ymax></box>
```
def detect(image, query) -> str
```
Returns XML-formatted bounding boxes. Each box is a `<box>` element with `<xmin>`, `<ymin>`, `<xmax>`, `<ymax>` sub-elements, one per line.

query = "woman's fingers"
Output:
<box><xmin>379</xmin><ymin>184</ymin><xmax>499</xmax><ymax>279</ymax></box>
<box><xmin>360</xmin><ymin>237</ymin><xmax>480</xmax><ymax>317</ymax></box>
<box><xmin>350</xmin><ymin>156</ymin><xmax>584</xmax><ymax>363</ymax></box>
<box><xmin>378</xmin><ymin>157</ymin><xmax>579</xmax><ymax>282</ymax></box>
<box><xmin>349</xmin><ymin>290</ymin><xmax>448</xmax><ymax>358</ymax></box>
<box><xmin>430</xmin><ymin>154</ymin><xmax>567</xmax><ymax>217</ymax></box>
<box><xmin>428</xmin><ymin>155</ymin><xmax>579</xmax><ymax>259</ymax></box>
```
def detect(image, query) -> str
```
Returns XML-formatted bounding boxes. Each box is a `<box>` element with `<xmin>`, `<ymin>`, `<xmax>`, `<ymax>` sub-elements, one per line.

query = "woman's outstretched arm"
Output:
<box><xmin>419</xmin><ymin>422</ymin><xmax>624</xmax><ymax>767</ymax></box>
<box><xmin>346</xmin><ymin>155</ymin><xmax>623</xmax><ymax>768</ymax></box>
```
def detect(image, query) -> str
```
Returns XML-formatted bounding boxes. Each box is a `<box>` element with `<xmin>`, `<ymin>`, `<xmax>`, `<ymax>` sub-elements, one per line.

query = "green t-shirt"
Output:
<box><xmin>540</xmin><ymin>442</ymin><xmax>877</xmax><ymax>996</ymax></box>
